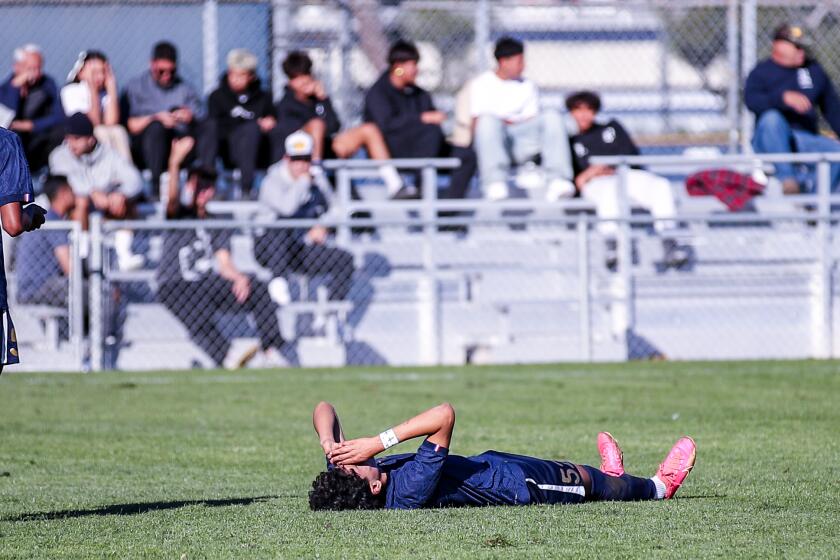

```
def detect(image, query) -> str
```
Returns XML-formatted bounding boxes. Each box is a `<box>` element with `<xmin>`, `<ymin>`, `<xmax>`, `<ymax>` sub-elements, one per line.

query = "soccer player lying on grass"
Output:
<box><xmin>0</xmin><ymin>128</ymin><xmax>47</xmax><ymax>373</ymax></box>
<box><xmin>309</xmin><ymin>401</ymin><xmax>696</xmax><ymax>510</ymax></box>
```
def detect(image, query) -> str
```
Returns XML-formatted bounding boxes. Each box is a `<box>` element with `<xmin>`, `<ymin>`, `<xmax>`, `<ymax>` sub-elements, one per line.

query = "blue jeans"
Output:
<box><xmin>474</xmin><ymin>110</ymin><xmax>573</xmax><ymax>186</ymax></box>
<box><xmin>753</xmin><ymin>109</ymin><xmax>840</xmax><ymax>193</ymax></box>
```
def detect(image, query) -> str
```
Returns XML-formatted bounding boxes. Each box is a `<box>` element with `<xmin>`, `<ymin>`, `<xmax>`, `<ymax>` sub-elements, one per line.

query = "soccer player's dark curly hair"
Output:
<box><xmin>308</xmin><ymin>469</ymin><xmax>385</xmax><ymax>511</ymax></box>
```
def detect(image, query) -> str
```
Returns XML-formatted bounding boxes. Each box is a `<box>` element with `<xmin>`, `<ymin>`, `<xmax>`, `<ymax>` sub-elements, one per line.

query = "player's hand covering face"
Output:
<box><xmin>329</xmin><ymin>437</ymin><xmax>381</xmax><ymax>466</ymax></box>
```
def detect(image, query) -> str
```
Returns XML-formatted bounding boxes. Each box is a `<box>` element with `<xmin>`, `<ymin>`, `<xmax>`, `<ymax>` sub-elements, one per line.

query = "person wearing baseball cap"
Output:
<box><xmin>253</xmin><ymin>130</ymin><xmax>355</xmax><ymax>310</ymax></box>
<box><xmin>199</xmin><ymin>48</ymin><xmax>277</xmax><ymax>197</ymax></box>
<box><xmin>745</xmin><ymin>23</ymin><xmax>840</xmax><ymax>194</ymax></box>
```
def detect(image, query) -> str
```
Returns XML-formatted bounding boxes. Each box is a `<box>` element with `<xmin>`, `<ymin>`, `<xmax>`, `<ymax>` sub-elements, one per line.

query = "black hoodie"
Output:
<box><xmin>207</xmin><ymin>75</ymin><xmax>275</xmax><ymax>135</ymax></box>
<box><xmin>274</xmin><ymin>85</ymin><xmax>341</xmax><ymax>137</ymax></box>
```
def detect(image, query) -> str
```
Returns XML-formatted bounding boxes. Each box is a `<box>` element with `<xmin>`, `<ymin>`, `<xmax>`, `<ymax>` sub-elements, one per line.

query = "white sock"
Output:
<box><xmin>379</xmin><ymin>165</ymin><xmax>403</xmax><ymax>196</ymax></box>
<box><xmin>651</xmin><ymin>476</ymin><xmax>666</xmax><ymax>500</ymax></box>
<box><xmin>114</xmin><ymin>229</ymin><xmax>134</xmax><ymax>258</ymax></box>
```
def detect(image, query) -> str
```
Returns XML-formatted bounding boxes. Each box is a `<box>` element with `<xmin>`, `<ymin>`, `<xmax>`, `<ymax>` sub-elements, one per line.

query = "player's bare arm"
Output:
<box><xmin>329</xmin><ymin>402</ymin><xmax>455</xmax><ymax>466</ymax></box>
<box><xmin>312</xmin><ymin>401</ymin><xmax>346</xmax><ymax>456</ymax></box>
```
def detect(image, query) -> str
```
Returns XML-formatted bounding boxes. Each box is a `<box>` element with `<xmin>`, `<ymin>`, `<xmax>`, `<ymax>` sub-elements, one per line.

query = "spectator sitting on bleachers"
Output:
<box><xmin>0</xmin><ymin>44</ymin><xmax>65</xmax><ymax>172</ymax></box>
<box><xmin>123</xmin><ymin>41</ymin><xmax>200</xmax><ymax>196</ymax></box>
<box><xmin>745</xmin><ymin>23</ymin><xmax>840</xmax><ymax>194</ymax></box>
<box><xmin>14</xmin><ymin>175</ymin><xmax>75</xmax><ymax>307</ymax></box>
<box><xmin>470</xmin><ymin>37</ymin><xmax>573</xmax><ymax>202</ymax></box>
<box><xmin>158</xmin><ymin>136</ymin><xmax>289</xmax><ymax>369</ymax></box>
<box><xmin>567</xmin><ymin>91</ymin><xmax>685</xmax><ymax>265</ymax></box>
<box><xmin>60</xmin><ymin>50</ymin><xmax>131</xmax><ymax>160</ymax></box>
<box><xmin>199</xmin><ymin>48</ymin><xmax>277</xmax><ymax>197</ymax></box>
<box><xmin>254</xmin><ymin>131</ymin><xmax>355</xmax><ymax>305</ymax></box>
<box><xmin>363</xmin><ymin>40</ymin><xmax>476</xmax><ymax>199</ymax></box>
<box><xmin>275</xmin><ymin>51</ymin><xmax>400</xmax><ymax>187</ymax></box>
<box><xmin>48</xmin><ymin>113</ymin><xmax>143</xmax><ymax>270</ymax></box>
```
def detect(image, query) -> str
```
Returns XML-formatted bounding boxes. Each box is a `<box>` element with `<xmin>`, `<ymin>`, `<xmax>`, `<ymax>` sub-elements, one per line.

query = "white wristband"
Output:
<box><xmin>379</xmin><ymin>428</ymin><xmax>399</xmax><ymax>450</ymax></box>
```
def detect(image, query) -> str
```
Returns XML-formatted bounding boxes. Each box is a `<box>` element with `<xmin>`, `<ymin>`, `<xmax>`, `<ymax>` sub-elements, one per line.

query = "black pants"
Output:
<box><xmin>158</xmin><ymin>275</ymin><xmax>284</xmax><ymax>366</ymax></box>
<box><xmin>385</xmin><ymin>123</ymin><xmax>477</xmax><ymax>199</ymax></box>
<box><xmin>254</xmin><ymin>232</ymin><xmax>355</xmax><ymax>301</ymax></box>
<box><xmin>197</xmin><ymin>119</ymin><xmax>278</xmax><ymax>195</ymax></box>
<box><xmin>130</xmin><ymin>121</ymin><xmax>195</xmax><ymax>196</ymax></box>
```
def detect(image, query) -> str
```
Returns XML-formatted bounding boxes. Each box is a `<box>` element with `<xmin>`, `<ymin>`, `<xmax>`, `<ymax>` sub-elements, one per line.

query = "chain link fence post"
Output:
<box><xmin>202</xmin><ymin>0</ymin><xmax>219</xmax><ymax>96</ymax></box>
<box><xmin>726</xmin><ymin>0</ymin><xmax>740</xmax><ymax>152</ymax></box>
<box><xmin>576</xmin><ymin>216</ymin><xmax>592</xmax><ymax>362</ymax></box>
<box><xmin>815</xmin><ymin>159</ymin><xmax>833</xmax><ymax>358</ymax></box>
<box><xmin>88</xmin><ymin>214</ymin><xmax>104</xmax><ymax>372</ymax></box>
<box><xmin>68</xmin><ymin>222</ymin><xmax>85</xmax><ymax>371</ymax></box>
<box><xmin>741</xmin><ymin>0</ymin><xmax>758</xmax><ymax>151</ymax></box>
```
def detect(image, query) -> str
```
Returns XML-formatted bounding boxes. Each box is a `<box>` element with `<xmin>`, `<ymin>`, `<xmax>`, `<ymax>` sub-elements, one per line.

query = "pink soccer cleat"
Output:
<box><xmin>655</xmin><ymin>436</ymin><xmax>696</xmax><ymax>499</ymax></box>
<box><xmin>597</xmin><ymin>432</ymin><xmax>625</xmax><ymax>477</ymax></box>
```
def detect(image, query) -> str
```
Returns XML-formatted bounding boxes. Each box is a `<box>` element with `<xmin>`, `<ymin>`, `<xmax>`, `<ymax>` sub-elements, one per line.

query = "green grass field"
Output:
<box><xmin>1</xmin><ymin>361</ymin><xmax>838</xmax><ymax>558</ymax></box>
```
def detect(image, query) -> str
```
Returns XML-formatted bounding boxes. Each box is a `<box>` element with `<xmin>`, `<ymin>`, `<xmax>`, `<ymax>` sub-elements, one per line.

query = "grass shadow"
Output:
<box><xmin>4</xmin><ymin>495</ymin><xmax>286</xmax><ymax>522</ymax></box>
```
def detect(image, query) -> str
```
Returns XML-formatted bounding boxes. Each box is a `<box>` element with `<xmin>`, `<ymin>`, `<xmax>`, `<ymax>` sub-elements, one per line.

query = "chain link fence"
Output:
<box><xmin>70</xmin><ymin>201</ymin><xmax>834</xmax><ymax>372</ymax></box>
<box><xmin>2</xmin><ymin>0</ymin><xmax>839</xmax><ymax>150</ymax></box>
<box><xmin>3</xmin><ymin>221</ymin><xmax>85</xmax><ymax>371</ymax></box>
<box><xmin>5</xmin><ymin>0</ymin><xmax>840</xmax><ymax>371</ymax></box>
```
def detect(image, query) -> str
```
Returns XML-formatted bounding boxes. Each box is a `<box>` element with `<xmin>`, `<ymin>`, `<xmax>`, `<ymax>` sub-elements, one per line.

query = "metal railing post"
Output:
<box><xmin>740</xmin><ymin>0</ymin><xmax>758</xmax><ymax>152</ymax></box>
<box><xmin>726</xmin><ymin>0</ymin><xmax>740</xmax><ymax>153</ymax></box>
<box><xmin>69</xmin><ymin>222</ymin><xmax>85</xmax><ymax>371</ymax></box>
<box><xmin>201</xmin><ymin>0</ymin><xmax>219</xmax><ymax>96</ymax></box>
<box><xmin>421</xmin><ymin>165</ymin><xmax>441</xmax><ymax>364</ymax></box>
<box><xmin>88</xmin><ymin>214</ymin><xmax>104</xmax><ymax>372</ymax></box>
<box><xmin>336</xmin><ymin>167</ymin><xmax>352</xmax><ymax>247</ymax></box>
<box><xmin>270</xmin><ymin>0</ymin><xmax>292</xmax><ymax>102</ymax></box>
<box><xmin>816</xmin><ymin>159</ymin><xmax>833</xmax><ymax>358</ymax></box>
<box><xmin>577</xmin><ymin>216</ymin><xmax>592</xmax><ymax>362</ymax></box>
<box><xmin>617</xmin><ymin>162</ymin><xmax>634</xmax><ymax>360</ymax></box>
<box><xmin>475</xmin><ymin>0</ymin><xmax>491</xmax><ymax>73</ymax></box>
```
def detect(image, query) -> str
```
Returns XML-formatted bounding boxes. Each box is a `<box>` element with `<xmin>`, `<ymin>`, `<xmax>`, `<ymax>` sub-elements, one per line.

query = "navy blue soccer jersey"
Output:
<box><xmin>0</xmin><ymin>128</ymin><xmax>35</xmax><ymax>310</ymax></box>
<box><xmin>370</xmin><ymin>440</ymin><xmax>587</xmax><ymax>509</ymax></box>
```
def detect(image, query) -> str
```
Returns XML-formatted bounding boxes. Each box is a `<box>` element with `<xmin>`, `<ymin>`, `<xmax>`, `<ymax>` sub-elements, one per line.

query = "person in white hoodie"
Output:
<box><xmin>254</xmin><ymin>131</ymin><xmax>355</xmax><ymax>304</ymax></box>
<box><xmin>48</xmin><ymin>112</ymin><xmax>143</xmax><ymax>269</ymax></box>
<box><xmin>471</xmin><ymin>37</ymin><xmax>575</xmax><ymax>201</ymax></box>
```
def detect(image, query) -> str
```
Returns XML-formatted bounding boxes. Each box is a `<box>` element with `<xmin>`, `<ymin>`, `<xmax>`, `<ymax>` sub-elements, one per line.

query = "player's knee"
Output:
<box><xmin>304</xmin><ymin>118</ymin><xmax>326</xmax><ymax>135</ymax></box>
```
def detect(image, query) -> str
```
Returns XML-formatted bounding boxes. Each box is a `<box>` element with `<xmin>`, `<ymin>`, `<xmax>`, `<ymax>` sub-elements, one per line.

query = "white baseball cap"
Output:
<box><xmin>285</xmin><ymin>131</ymin><xmax>314</xmax><ymax>159</ymax></box>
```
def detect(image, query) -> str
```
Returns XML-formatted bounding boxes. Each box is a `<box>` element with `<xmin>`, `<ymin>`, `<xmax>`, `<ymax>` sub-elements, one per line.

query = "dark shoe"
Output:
<box><xmin>662</xmin><ymin>238</ymin><xmax>692</xmax><ymax>269</ymax></box>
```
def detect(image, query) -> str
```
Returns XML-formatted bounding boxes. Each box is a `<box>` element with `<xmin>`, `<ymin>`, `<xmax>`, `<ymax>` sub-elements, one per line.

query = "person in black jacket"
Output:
<box><xmin>745</xmin><ymin>23</ymin><xmax>840</xmax><ymax>194</ymax></box>
<box><xmin>274</xmin><ymin>51</ymin><xmax>402</xmax><ymax>196</ymax></box>
<box><xmin>199</xmin><ymin>48</ymin><xmax>278</xmax><ymax>196</ymax></box>
<box><xmin>566</xmin><ymin>91</ymin><xmax>679</xmax><ymax>243</ymax></box>
<box><xmin>363</xmin><ymin>40</ymin><xmax>477</xmax><ymax>199</ymax></box>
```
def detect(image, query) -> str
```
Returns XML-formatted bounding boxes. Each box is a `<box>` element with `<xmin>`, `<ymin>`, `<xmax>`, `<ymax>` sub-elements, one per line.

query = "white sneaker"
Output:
<box><xmin>114</xmin><ymin>229</ymin><xmax>144</xmax><ymax>271</ymax></box>
<box><xmin>485</xmin><ymin>181</ymin><xmax>509</xmax><ymax>201</ymax></box>
<box><xmin>223</xmin><ymin>341</ymin><xmax>260</xmax><ymax>370</ymax></box>
<box><xmin>257</xmin><ymin>347</ymin><xmax>290</xmax><ymax>368</ymax></box>
<box><xmin>117</xmin><ymin>253</ymin><xmax>145</xmax><ymax>271</ymax></box>
<box><xmin>545</xmin><ymin>178</ymin><xmax>576</xmax><ymax>201</ymax></box>
<box><xmin>380</xmin><ymin>164</ymin><xmax>404</xmax><ymax>197</ymax></box>
<box><xmin>516</xmin><ymin>163</ymin><xmax>545</xmax><ymax>190</ymax></box>
<box><xmin>268</xmin><ymin>277</ymin><xmax>292</xmax><ymax>305</ymax></box>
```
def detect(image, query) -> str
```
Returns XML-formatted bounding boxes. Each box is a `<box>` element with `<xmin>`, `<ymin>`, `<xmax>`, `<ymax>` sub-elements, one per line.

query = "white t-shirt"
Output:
<box><xmin>60</xmin><ymin>82</ymin><xmax>109</xmax><ymax>116</ymax></box>
<box><xmin>469</xmin><ymin>70</ymin><xmax>539</xmax><ymax>123</ymax></box>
